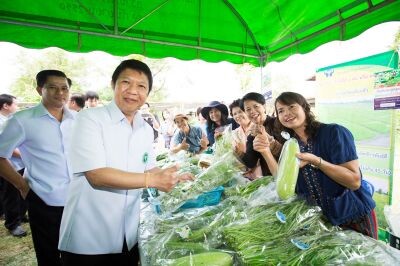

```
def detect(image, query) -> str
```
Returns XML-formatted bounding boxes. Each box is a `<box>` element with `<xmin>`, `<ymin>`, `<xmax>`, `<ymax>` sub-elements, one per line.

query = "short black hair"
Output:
<box><xmin>240</xmin><ymin>92</ymin><xmax>266</xmax><ymax>110</ymax></box>
<box><xmin>70</xmin><ymin>93</ymin><xmax>86</xmax><ymax>109</ymax></box>
<box><xmin>228</xmin><ymin>99</ymin><xmax>242</xmax><ymax>116</ymax></box>
<box><xmin>85</xmin><ymin>90</ymin><xmax>99</xmax><ymax>100</ymax></box>
<box><xmin>36</xmin><ymin>70</ymin><xmax>67</xmax><ymax>88</ymax></box>
<box><xmin>67</xmin><ymin>78</ymin><xmax>72</xmax><ymax>87</ymax></box>
<box><xmin>111</xmin><ymin>59</ymin><xmax>153</xmax><ymax>93</ymax></box>
<box><xmin>0</xmin><ymin>94</ymin><xmax>16</xmax><ymax>110</ymax></box>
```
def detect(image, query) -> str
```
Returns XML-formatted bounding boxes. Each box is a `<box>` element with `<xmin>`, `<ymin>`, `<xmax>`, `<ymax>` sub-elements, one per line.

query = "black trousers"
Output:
<box><xmin>0</xmin><ymin>169</ymin><xmax>27</xmax><ymax>230</ymax></box>
<box><xmin>26</xmin><ymin>189</ymin><xmax>64</xmax><ymax>266</ymax></box>
<box><xmin>61</xmin><ymin>241</ymin><xmax>139</xmax><ymax>266</ymax></box>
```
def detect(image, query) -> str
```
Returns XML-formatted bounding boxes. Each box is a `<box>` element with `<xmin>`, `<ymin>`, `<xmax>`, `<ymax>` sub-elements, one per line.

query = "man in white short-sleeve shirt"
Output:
<box><xmin>59</xmin><ymin>59</ymin><xmax>193</xmax><ymax>266</ymax></box>
<box><xmin>0</xmin><ymin>70</ymin><xmax>74</xmax><ymax>266</ymax></box>
<box><xmin>0</xmin><ymin>94</ymin><xmax>28</xmax><ymax>237</ymax></box>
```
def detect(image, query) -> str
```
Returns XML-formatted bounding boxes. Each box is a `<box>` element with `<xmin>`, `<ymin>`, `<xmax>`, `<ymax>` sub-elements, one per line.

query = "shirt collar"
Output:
<box><xmin>32</xmin><ymin>102</ymin><xmax>75</xmax><ymax>121</ymax></box>
<box><xmin>106</xmin><ymin>100</ymin><xmax>144</xmax><ymax>127</ymax></box>
<box><xmin>0</xmin><ymin>113</ymin><xmax>8</xmax><ymax>122</ymax></box>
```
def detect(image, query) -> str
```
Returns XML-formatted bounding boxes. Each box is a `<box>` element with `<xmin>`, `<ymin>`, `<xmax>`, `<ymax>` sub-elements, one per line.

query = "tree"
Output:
<box><xmin>390</xmin><ymin>26</ymin><xmax>400</xmax><ymax>67</ymax></box>
<box><xmin>235</xmin><ymin>63</ymin><xmax>256</xmax><ymax>92</ymax></box>
<box><xmin>124</xmin><ymin>55</ymin><xmax>169</xmax><ymax>102</ymax></box>
<box><xmin>10</xmin><ymin>48</ymin><xmax>90</xmax><ymax>103</ymax></box>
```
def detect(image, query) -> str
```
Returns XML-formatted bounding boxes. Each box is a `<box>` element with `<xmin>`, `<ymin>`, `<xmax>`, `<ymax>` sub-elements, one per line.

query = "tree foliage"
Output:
<box><xmin>124</xmin><ymin>55</ymin><xmax>169</xmax><ymax>102</ymax></box>
<box><xmin>10</xmin><ymin>48</ymin><xmax>90</xmax><ymax>103</ymax></box>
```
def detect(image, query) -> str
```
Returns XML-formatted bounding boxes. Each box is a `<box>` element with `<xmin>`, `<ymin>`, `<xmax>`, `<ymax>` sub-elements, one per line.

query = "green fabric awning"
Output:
<box><xmin>1</xmin><ymin>0</ymin><xmax>399</xmax><ymax>66</ymax></box>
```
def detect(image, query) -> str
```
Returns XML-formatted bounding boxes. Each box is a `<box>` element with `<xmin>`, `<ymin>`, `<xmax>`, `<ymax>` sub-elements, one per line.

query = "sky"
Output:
<box><xmin>0</xmin><ymin>22</ymin><xmax>399</xmax><ymax>103</ymax></box>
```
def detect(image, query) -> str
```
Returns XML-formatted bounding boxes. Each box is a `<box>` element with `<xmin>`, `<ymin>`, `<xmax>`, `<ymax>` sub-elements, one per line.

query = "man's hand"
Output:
<box><xmin>150</xmin><ymin>165</ymin><xmax>179</xmax><ymax>192</ymax></box>
<box><xmin>19</xmin><ymin>180</ymin><xmax>30</xmax><ymax>199</ymax></box>
<box><xmin>180</xmin><ymin>137</ymin><xmax>190</xmax><ymax>150</ymax></box>
<box><xmin>149</xmin><ymin>165</ymin><xmax>195</xmax><ymax>192</ymax></box>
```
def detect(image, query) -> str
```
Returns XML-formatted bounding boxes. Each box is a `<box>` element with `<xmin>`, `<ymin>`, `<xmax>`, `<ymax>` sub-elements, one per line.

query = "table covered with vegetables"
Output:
<box><xmin>138</xmin><ymin>134</ymin><xmax>400</xmax><ymax>265</ymax></box>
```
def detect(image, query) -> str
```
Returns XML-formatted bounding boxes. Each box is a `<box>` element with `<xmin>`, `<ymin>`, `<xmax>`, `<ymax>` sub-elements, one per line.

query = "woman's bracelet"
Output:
<box><xmin>311</xmin><ymin>157</ymin><xmax>322</xmax><ymax>169</ymax></box>
<box><xmin>144</xmin><ymin>172</ymin><xmax>149</xmax><ymax>188</ymax></box>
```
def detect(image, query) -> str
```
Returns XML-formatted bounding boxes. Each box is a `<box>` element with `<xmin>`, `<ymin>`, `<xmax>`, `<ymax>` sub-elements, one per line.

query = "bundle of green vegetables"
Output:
<box><xmin>169</xmin><ymin>252</ymin><xmax>234</xmax><ymax>266</ymax></box>
<box><xmin>224</xmin><ymin>176</ymin><xmax>274</xmax><ymax>198</ymax></box>
<box><xmin>238</xmin><ymin>230</ymin><xmax>400</xmax><ymax>265</ymax></box>
<box><xmin>156</xmin><ymin>152</ymin><xmax>169</xmax><ymax>161</ymax></box>
<box><xmin>223</xmin><ymin>200</ymin><xmax>336</xmax><ymax>251</ymax></box>
<box><xmin>158</xmin><ymin>152</ymin><xmax>244</xmax><ymax>214</ymax></box>
<box><xmin>154</xmin><ymin>197</ymin><xmax>244</xmax><ymax>233</ymax></box>
<box><xmin>175</xmin><ymin>204</ymin><xmax>247</xmax><ymax>245</ymax></box>
<box><xmin>141</xmin><ymin>209</ymin><xmax>238</xmax><ymax>265</ymax></box>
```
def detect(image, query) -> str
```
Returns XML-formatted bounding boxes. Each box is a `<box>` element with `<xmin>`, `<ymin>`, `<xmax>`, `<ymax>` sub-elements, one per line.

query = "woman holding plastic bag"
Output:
<box><xmin>254</xmin><ymin>91</ymin><xmax>377</xmax><ymax>239</ymax></box>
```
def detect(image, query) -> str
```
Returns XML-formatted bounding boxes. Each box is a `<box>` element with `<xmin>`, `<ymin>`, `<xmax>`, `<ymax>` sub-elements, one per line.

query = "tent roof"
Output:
<box><xmin>1</xmin><ymin>0</ymin><xmax>399</xmax><ymax>66</ymax></box>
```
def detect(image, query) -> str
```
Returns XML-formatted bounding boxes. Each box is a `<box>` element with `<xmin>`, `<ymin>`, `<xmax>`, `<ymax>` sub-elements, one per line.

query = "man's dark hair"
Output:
<box><xmin>70</xmin><ymin>93</ymin><xmax>86</xmax><ymax>109</ymax></box>
<box><xmin>36</xmin><ymin>70</ymin><xmax>67</xmax><ymax>88</ymax></box>
<box><xmin>85</xmin><ymin>90</ymin><xmax>99</xmax><ymax>100</ymax></box>
<box><xmin>67</xmin><ymin>78</ymin><xmax>72</xmax><ymax>87</ymax></box>
<box><xmin>0</xmin><ymin>94</ymin><xmax>16</xmax><ymax>110</ymax></box>
<box><xmin>111</xmin><ymin>59</ymin><xmax>153</xmax><ymax>93</ymax></box>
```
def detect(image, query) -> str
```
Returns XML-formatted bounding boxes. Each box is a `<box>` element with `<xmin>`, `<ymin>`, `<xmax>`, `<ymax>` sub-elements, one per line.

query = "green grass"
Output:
<box><xmin>374</xmin><ymin>192</ymin><xmax>389</xmax><ymax>234</ymax></box>
<box><xmin>0</xmin><ymin>221</ymin><xmax>36</xmax><ymax>265</ymax></box>
<box><xmin>318</xmin><ymin>102</ymin><xmax>392</xmax><ymax>141</ymax></box>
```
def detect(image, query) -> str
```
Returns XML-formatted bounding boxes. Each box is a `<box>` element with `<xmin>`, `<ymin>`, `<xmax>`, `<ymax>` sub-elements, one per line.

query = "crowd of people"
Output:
<box><xmin>0</xmin><ymin>59</ymin><xmax>377</xmax><ymax>265</ymax></box>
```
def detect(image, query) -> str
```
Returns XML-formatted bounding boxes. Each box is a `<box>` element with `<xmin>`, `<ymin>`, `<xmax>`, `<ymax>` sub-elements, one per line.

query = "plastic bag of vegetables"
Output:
<box><xmin>157</xmin><ymin>152</ymin><xmax>245</xmax><ymax>214</ymax></box>
<box><xmin>213</xmin><ymin>124</ymin><xmax>234</xmax><ymax>160</ymax></box>
<box><xmin>169</xmin><ymin>252</ymin><xmax>233</xmax><ymax>266</ymax></box>
<box><xmin>276</xmin><ymin>138</ymin><xmax>300</xmax><ymax>200</ymax></box>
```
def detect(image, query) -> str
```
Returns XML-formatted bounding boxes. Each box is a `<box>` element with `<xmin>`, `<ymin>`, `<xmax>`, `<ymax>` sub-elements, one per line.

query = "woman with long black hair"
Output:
<box><xmin>253</xmin><ymin>91</ymin><xmax>377</xmax><ymax>238</ymax></box>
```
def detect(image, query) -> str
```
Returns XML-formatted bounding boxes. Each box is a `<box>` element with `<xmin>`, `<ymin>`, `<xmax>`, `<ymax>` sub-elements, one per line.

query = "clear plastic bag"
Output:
<box><xmin>276</xmin><ymin>138</ymin><xmax>300</xmax><ymax>200</ymax></box>
<box><xmin>157</xmin><ymin>152</ymin><xmax>245</xmax><ymax>215</ymax></box>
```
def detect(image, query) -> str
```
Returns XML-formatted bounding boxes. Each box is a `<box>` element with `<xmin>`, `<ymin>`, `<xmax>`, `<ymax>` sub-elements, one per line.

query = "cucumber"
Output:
<box><xmin>171</xmin><ymin>252</ymin><xmax>233</xmax><ymax>266</ymax></box>
<box><xmin>276</xmin><ymin>138</ymin><xmax>300</xmax><ymax>200</ymax></box>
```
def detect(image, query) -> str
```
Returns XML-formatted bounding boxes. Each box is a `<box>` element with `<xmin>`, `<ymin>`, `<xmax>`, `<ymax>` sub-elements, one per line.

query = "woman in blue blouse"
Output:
<box><xmin>254</xmin><ymin>91</ymin><xmax>377</xmax><ymax>238</ymax></box>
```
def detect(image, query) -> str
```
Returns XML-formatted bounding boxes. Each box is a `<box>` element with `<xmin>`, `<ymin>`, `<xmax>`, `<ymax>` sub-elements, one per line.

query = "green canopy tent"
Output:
<box><xmin>0</xmin><ymin>0</ymin><xmax>399</xmax><ymax>66</ymax></box>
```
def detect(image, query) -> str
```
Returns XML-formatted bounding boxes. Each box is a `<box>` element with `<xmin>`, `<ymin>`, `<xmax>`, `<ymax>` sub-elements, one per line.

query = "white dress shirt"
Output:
<box><xmin>59</xmin><ymin>100</ymin><xmax>156</xmax><ymax>254</ymax></box>
<box><xmin>0</xmin><ymin>102</ymin><xmax>75</xmax><ymax>206</ymax></box>
<box><xmin>0</xmin><ymin>113</ymin><xmax>24</xmax><ymax>171</ymax></box>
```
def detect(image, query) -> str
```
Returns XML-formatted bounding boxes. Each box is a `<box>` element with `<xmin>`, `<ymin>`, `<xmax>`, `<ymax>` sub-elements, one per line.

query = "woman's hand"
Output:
<box><xmin>253</xmin><ymin>126</ymin><xmax>273</xmax><ymax>154</ymax></box>
<box><xmin>214</xmin><ymin>131</ymin><xmax>223</xmax><ymax>139</ymax></box>
<box><xmin>296</xmin><ymin>152</ymin><xmax>361</xmax><ymax>190</ymax></box>
<box><xmin>200</xmin><ymin>135</ymin><xmax>209</xmax><ymax>148</ymax></box>
<box><xmin>296</xmin><ymin>152</ymin><xmax>321</xmax><ymax>168</ymax></box>
<box><xmin>234</xmin><ymin>141</ymin><xmax>246</xmax><ymax>156</ymax></box>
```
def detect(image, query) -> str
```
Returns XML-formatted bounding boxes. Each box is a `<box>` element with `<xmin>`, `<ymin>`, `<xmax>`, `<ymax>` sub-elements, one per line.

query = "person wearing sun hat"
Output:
<box><xmin>201</xmin><ymin>100</ymin><xmax>237</xmax><ymax>146</ymax></box>
<box><xmin>170</xmin><ymin>114</ymin><xmax>208</xmax><ymax>154</ymax></box>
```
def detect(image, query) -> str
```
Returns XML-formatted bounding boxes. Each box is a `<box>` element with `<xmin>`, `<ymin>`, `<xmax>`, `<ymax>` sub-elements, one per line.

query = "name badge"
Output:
<box><xmin>143</xmin><ymin>152</ymin><xmax>149</xmax><ymax>164</ymax></box>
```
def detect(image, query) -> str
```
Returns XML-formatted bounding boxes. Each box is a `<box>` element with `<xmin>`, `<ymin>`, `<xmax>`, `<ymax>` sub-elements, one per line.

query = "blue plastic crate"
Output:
<box><xmin>180</xmin><ymin>186</ymin><xmax>224</xmax><ymax>209</ymax></box>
